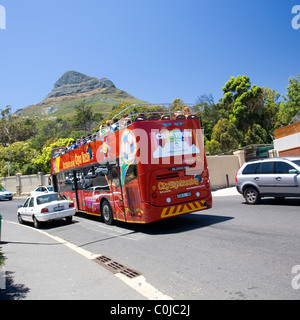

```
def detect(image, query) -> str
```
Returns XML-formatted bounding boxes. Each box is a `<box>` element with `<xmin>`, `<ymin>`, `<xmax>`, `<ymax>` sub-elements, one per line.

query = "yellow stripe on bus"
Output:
<box><xmin>161</xmin><ymin>201</ymin><xmax>206</xmax><ymax>219</ymax></box>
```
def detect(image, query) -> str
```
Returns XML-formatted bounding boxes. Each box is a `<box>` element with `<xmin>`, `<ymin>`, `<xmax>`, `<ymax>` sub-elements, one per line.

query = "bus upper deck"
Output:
<box><xmin>51</xmin><ymin>103</ymin><xmax>199</xmax><ymax>159</ymax></box>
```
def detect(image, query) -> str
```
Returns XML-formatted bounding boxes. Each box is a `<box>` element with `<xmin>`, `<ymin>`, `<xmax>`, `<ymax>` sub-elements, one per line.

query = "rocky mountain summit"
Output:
<box><xmin>47</xmin><ymin>71</ymin><xmax>116</xmax><ymax>98</ymax></box>
<box><xmin>16</xmin><ymin>71</ymin><xmax>145</xmax><ymax>119</ymax></box>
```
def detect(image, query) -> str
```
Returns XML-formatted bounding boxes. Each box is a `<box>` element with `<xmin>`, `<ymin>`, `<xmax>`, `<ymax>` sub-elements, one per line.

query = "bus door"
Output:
<box><xmin>110</xmin><ymin>161</ymin><xmax>126</xmax><ymax>222</ymax></box>
<box><xmin>123</xmin><ymin>163</ymin><xmax>143</xmax><ymax>222</ymax></box>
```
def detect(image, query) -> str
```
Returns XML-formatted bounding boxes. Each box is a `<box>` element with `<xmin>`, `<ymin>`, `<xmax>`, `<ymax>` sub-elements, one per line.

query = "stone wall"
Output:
<box><xmin>1</xmin><ymin>173</ymin><xmax>50</xmax><ymax>196</ymax></box>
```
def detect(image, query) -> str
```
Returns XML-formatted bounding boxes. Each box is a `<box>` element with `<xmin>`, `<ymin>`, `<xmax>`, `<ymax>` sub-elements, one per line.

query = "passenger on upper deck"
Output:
<box><xmin>99</xmin><ymin>120</ymin><xmax>112</xmax><ymax>137</ymax></box>
<box><xmin>120</xmin><ymin>113</ymin><xmax>131</xmax><ymax>129</ymax></box>
<box><xmin>68</xmin><ymin>140</ymin><xmax>77</xmax><ymax>151</ymax></box>
<box><xmin>183</xmin><ymin>106</ymin><xmax>192</xmax><ymax>117</ymax></box>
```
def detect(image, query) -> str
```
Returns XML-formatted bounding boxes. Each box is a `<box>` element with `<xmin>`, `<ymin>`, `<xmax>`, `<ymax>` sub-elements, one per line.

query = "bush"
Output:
<box><xmin>0</xmin><ymin>247</ymin><xmax>4</xmax><ymax>267</ymax></box>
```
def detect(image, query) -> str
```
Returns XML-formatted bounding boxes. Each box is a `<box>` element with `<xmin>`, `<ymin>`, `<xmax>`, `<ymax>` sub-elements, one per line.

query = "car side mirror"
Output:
<box><xmin>18</xmin><ymin>205</ymin><xmax>23</xmax><ymax>208</ymax></box>
<box><xmin>289</xmin><ymin>169</ymin><xmax>300</xmax><ymax>174</ymax></box>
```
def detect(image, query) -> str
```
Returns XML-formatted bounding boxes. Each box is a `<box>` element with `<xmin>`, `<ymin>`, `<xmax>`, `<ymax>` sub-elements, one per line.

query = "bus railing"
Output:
<box><xmin>111</xmin><ymin>103</ymin><xmax>196</xmax><ymax>123</ymax></box>
<box><xmin>51</xmin><ymin>103</ymin><xmax>199</xmax><ymax>159</ymax></box>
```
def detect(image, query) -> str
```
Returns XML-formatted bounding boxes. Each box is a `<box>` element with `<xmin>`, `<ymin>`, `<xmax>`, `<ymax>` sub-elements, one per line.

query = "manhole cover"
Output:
<box><xmin>93</xmin><ymin>255</ymin><xmax>142</xmax><ymax>279</ymax></box>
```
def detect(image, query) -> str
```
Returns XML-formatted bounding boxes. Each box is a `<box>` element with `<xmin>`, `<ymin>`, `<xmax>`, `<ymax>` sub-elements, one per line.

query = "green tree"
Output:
<box><xmin>244</xmin><ymin>124</ymin><xmax>268</xmax><ymax>145</ymax></box>
<box><xmin>221</xmin><ymin>76</ymin><xmax>264</xmax><ymax>132</ymax></box>
<box><xmin>278</xmin><ymin>74</ymin><xmax>300</xmax><ymax>125</ymax></box>
<box><xmin>221</xmin><ymin>75</ymin><xmax>252</xmax><ymax>119</ymax></box>
<box><xmin>30</xmin><ymin>118</ymin><xmax>74</xmax><ymax>152</ymax></box>
<box><xmin>211</xmin><ymin>119</ymin><xmax>242</xmax><ymax>152</ymax></box>
<box><xmin>72</xmin><ymin>101</ymin><xmax>98</xmax><ymax>132</ymax></box>
<box><xmin>195</xmin><ymin>94</ymin><xmax>220</xmax><ymax>141</ymax></box>
<box><xmin>0</xmin><ymin>141</ymin><xmax>40</xmax><ymax>176</ymax></box>
<box><xmin>219</xmin><ymin>75</ymin><xmax>276</xmax><ymax>146</ymax></box>
<box><xmin>261</xmin><ymin>88</ymin><xmax>281</xmax><ymax>133</ymax></box>
<box><xmin>0</xmin><ymin>106</ymin><xmax>37</xmax><ymax>147</ymax></box>
<box><xmin>205</xmin><ymin>139</ymin><xmax>222</xmax><ymax>155</ymax></box>
<box><xmin>172</xmin><ymin>98</ymin><xmax>183</xmax><ymax>108</ymax></box>
<box><xmin>32</xmin><ymin>138</ymin><xmax>74</xmax><ymax>173</ymax></box>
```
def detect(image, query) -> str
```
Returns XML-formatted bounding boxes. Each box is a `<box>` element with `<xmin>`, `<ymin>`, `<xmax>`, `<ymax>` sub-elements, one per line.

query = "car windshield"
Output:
<box><xmin>291</xmin><ymin>160</ymin><xmax>300</xmax><ymax>167</ymax></box>
<box><xmin>36</xmin><ymin>193</ymin><xmax>65</xmax><ymax>205</ymax></box>
<box><xmin>0</xmin><ymin>187</ymin><xmax>7</xmax><ymax>192</ymax></box>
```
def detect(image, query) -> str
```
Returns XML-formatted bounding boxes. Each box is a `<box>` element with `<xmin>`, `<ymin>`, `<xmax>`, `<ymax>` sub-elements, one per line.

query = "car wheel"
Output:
<box><xmin>65</xmin><ymin>216</ymin><xmax>73</xmax><ymax>223</ymax></box>
<box><xmin>33</xmin><ymin>216</ymin><xmax>41</xmax><ymax>229</ymax></box>
<box><xmin>101</xmin><ymin>199</ymin><xmax>114</xmax><ymax>225</ymax></box>
<box><xmin>244</xmin><ymin>187</ymin><xmax>260</xmax><ymax>204</ymax></box>
<box><xmin>17</xmin><ymin>213</ymin><xmax>24</xmax><ymax>224</ymax></box>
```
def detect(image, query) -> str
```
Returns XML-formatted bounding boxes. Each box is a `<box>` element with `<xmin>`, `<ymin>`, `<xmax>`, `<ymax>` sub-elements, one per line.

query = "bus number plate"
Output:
<box><xmin>177</xmin><ymin>192</ymin><xmax>191</xmax><ymax>199</ymax></box>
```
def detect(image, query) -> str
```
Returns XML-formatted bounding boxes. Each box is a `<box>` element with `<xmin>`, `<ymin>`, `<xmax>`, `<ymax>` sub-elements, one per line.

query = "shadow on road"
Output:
<box><xmin>75</xmin><ymin>211</ymin><xmax>234</xmax><ymax>235</ymax></box>
<box><xmin>124</xmin><ymin>213</ymin><xmax>234</xmax><ymax>235</ymax></box>
<box><xmin>242</xmin><ymin>198</ymin><xmax>300</xmax><ymax>207</ymax></box>
<box><xmin>0</xmin><ymin>271</ymin><xmax>30</xmax><ymax>300</ymax></box>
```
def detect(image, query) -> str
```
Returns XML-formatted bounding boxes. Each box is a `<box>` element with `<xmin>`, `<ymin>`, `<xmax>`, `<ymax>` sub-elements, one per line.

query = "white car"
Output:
<box><xmin>31</xmin><ymin>186</ymin><xmax>53</xmax><ymax>196</ymax></box>
<box><xmin>0</xmin><ymin>187</ymin><xmax>13</xmax><ymax>200</ymax></box>
<box><xmin>17</xmin><ymin>192</ymin><xmax>76</xmax><ymax>228</ymax></box>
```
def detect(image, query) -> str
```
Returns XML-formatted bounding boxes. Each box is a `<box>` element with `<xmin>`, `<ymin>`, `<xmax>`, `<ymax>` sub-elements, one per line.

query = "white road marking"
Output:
<box><xmin>116</xmin><ymin>273</ymin><xmax>173</xmax><ymax>300</ymax></box>
<box><xmin>3</xmin><ymin>220</ymin><xmax>173</xmax><ymax>300</ymax></box>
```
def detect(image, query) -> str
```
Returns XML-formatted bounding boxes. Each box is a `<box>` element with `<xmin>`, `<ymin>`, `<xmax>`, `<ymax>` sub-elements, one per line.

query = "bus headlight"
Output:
<box><xmin>166</xmin><ymin>197</ymin><xmax>171</xmax><ymax>203</ymax></box>
<box><xmin>196</xmin><ymin>192</ymin><xmax>200</xmax><ymax>197</ymax></box>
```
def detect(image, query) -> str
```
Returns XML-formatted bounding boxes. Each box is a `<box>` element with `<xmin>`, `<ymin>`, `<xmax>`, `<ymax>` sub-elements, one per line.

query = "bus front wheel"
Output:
<box><xmin>101</xmin><ymin>199</ymin><xmax>114</xmax><ymax>225</ymax></box>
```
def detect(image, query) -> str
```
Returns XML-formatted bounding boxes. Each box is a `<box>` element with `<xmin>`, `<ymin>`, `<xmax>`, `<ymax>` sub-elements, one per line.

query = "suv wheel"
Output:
<box><xmin>244</xmin><ymin>187</ymin><xmax>260</xmax><ymax>204</ymax></box>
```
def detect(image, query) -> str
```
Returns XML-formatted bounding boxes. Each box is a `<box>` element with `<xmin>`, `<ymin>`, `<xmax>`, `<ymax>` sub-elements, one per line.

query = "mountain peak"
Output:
<box><xmin>15</xmin><ymin>70</ymin><xmax>145</xmax><ymax>119</ymax></box>
<box><xmin>47</xmin><ymin>70</ymin><xmax>116</xmax><ymax>99</ymax></box>
<box><xmin>54</xmin><ymin>71</ymin><xmax>94</xmax><ymax>87</ymax></box>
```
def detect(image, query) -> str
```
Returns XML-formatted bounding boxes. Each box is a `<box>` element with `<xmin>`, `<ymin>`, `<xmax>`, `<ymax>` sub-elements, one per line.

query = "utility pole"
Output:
<box><xmin>5</xmin><ymin>161</ymin><xmax>10</xmax><ymax>177</ymax></box>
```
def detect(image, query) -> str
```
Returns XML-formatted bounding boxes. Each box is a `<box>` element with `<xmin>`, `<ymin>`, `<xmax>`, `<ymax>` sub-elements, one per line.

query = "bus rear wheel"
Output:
<box><xmin>101</xmin><ymin>199</ymin><xmax>114</xmax><ymax>225</ymax></box>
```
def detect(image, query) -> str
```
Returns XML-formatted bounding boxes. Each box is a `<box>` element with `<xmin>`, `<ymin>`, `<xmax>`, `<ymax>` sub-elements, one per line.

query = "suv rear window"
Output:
<box><xmin>242</xmin><ymin>163</ymin><xmax>260</xmax><ymax>174</ymax></box>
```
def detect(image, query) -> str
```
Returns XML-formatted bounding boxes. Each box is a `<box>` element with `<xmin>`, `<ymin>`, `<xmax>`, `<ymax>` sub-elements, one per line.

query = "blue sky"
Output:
<box><xmin>0</xmin><ymin>0</ymin><xmax>300</xmax><ymax>112</ymax></box>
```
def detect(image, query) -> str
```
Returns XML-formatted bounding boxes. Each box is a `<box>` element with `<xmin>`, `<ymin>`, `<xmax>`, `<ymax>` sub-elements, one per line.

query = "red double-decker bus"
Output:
<box><xmin>50</xmin><ymin>104</ymin><xmax>212</xmax><ymax>224</ymax></box>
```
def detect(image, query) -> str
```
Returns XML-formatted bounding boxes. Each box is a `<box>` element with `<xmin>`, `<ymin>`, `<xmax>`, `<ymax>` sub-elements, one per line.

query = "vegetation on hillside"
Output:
<box><xmin>0</xmin><ymin>74</ymin><xmax>299</xmax><ymax>175</ymax></box>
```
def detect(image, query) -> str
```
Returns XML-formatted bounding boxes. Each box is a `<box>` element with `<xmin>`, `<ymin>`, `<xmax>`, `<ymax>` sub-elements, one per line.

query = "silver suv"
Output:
<box><xmin>236</xmin><ymin>157</ymin><xmax>300</xmax><ymax>204</ymax></box>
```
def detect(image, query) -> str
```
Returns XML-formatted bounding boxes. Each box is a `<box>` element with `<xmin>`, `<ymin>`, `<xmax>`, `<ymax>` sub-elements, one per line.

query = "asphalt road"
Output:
<box><xmin>1</xmin><ymin>194</ymin><xmax>300</xmax><ymax>300</ymax></box>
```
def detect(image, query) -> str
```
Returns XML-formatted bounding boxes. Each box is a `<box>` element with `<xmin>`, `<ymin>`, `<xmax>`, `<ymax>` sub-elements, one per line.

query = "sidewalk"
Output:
<box><xmin>0</xmin><ymin>221</ymin><xmax>145</xmax><ymax>300</ymax></box>
<box><xmin>211</xmin><ymin>187</ymin><xmax>240</xmax><ymax>197</ymax></box>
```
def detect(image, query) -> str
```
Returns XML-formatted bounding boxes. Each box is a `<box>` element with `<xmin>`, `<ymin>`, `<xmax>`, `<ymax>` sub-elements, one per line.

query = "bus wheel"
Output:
<box><xmin>101</xmin><ymin>200</ymin><xmax>114</xmax><ymax>225</ymax></box>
